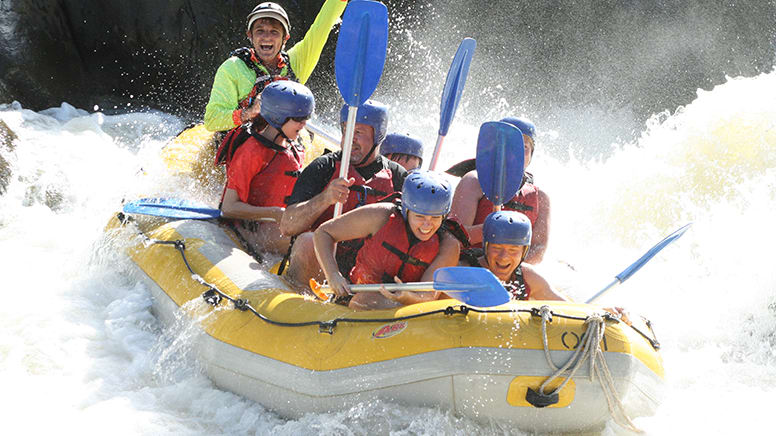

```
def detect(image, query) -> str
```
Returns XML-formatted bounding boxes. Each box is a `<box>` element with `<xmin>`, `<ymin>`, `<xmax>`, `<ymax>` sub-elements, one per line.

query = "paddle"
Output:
<box><xmin>428</xmin><ymin>38</ymin><xmax>477</xmax><ymax>170</ymax></box>
<box><xmin>122</xmin><ymin>198</ymin><xmax>277</xmax><ymax>221</ymax></box>
<box><xmin>586</xmin><ymin>223</ymin><xmax>692</xmax><ymax>303</ymax></box>
<box><xmin>333</xmin><ymin>0</ymin><xmax>388</xmax><ymax>218</ymax></box>
<box><xmin>123</xmin><ymin>198</ymin><xmax>222</xmax><ymax>220</ymax></box>
<box><xmin>309</xmin><ymin>266</ymin><xmax>511</xmax><ymax>307</ymax></box>
<box><xmin>475</xmin><ymin>121</ymin><xmax>525</xmax><ymax>209</ymax></box>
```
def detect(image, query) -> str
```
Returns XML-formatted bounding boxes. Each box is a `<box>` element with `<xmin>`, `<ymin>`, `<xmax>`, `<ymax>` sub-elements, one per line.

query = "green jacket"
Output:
<box><xmin>204</xmin><ymin>0</ymin><xmax>347</xmax><ymax>132</ymax></box>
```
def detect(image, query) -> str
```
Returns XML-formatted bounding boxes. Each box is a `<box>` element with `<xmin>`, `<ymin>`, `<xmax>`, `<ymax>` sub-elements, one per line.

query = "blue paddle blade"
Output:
<box><xmin>439</xmin><ymin>38</ymin><xmax>476</xmax><ymax>136</ymax></box>
<box><xmin>615</xmin><ymin>223</ymin><xmax>692</xmax><ymax>282</ymax></box>
<box><xmin>334</xmin><ymin>1</ymin><xmax>388</xmax><ymax>106</ymax></box>
<box><xmin>123</xmin><ymin>198</ymin><xmax>221</xmax><ymax>220</ymax></box>
<box><xmin>433</xmin><ymin>266</ymin><xmax>510</xmax><ymax>307</ymax></box>
<box><xmin>475</xmin><ymin>121</ymin><xmax>525</xmax><ymax>206</ymax></box>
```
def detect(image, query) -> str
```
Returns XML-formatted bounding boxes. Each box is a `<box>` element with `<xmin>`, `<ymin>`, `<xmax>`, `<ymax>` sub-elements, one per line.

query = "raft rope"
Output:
<box><xmin>116</xmin><ymin>213</ymin><xmax>661</xmax><ymax>350</ymax></box>
<box><xmin>536</xmin><ymin>305</ymin><xmax>644</xmax><ymax>433</ymax></box>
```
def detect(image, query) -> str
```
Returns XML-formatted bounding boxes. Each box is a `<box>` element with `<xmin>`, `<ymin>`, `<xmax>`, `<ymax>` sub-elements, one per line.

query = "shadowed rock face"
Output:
<box><xmin>1</xmin><ymin>0</ymin><xmax>774</xmax><ymax>147</ymax></box>
<box><xmin>0</xmin><ymin>0</ymin><xmax>327</xmax><ymax>115</ymax></box>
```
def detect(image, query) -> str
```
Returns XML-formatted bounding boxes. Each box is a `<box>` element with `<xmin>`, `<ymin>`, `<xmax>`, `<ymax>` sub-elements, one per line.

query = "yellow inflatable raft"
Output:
<box><xmin>109</xmin><ymin>123</ymin><xmax>664</xmax><ymax>433</ymax></box>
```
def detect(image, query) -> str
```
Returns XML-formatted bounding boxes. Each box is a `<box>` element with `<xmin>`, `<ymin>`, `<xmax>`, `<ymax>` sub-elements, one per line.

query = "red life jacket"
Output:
<box><xmin>349</xmin><ymin>211</ymin><xmax>440</xmax><ymax>284</ymax></box>
<box><xmin>473</xmin><ymin>175</ymin><xmax>540</xmax><ymax>247</ymax></box>
<box><xmin>311</xmin><ymin>158</ymin><xmax>396</xmax><ymax>230</ymax></box>
<box><xmin>474</xmin><ymin>181</ymin><xmax>539</xmax><ymax>223</ymax></box>
<box><xmin>217</xmin><ymin>125</ymin><xmax>304</xmax><ymax>207</ymax></box>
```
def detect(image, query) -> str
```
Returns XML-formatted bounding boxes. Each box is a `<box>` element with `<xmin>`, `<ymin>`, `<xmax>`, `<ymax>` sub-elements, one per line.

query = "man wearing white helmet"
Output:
<box><xmin>204</xmin><ymin>1</ymin><xmax>347</xmax><ymax>132</ymax></box>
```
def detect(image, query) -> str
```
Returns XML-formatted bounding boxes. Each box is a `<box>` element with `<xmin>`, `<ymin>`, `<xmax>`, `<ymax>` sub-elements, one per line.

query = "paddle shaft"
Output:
<box><xmin>585</xmin><ymin>278</ymin><xmax>620</xmax><ymax>304</ymax></box>
<box><xmin>585</xmin><ymin>223</ymin><xmax>691</xmax><ymax>304</ymax></box>
<box><xmin>317</xmin><ymin>282</ymin><xmax>436</xmax><ymax>293</ymax></box>
<box><xmin>333</xmin><ymin>106</ymin><xmax>359</xmax><ymax>218</ymax></box>
<box><xmin>428</xmin><ymin>135</ymin><xmax>446</xmax><ymax>171</ymax></box>
<box><xmin>429</xmin><ymin>38</ymin><xmax>476</xmax><ymax>171</ymax></box>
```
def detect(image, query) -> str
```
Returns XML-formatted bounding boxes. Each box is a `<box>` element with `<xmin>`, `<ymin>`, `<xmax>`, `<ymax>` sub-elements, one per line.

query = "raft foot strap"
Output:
<box><xmin>443</xmin><ymin>305</ymin><xmax>470</xmax><ymax>316</ymax></box>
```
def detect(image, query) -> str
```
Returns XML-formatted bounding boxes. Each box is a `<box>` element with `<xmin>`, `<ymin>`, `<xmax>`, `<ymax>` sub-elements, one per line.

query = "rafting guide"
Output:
<box><xmin>204</xmin><ymin>1</ymin><xmax>346</xmax><ymax>132</ymax></box>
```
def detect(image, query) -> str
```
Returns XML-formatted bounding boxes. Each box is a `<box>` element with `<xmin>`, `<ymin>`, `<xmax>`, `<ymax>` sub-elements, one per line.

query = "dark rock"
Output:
<box><xmin>0</xmin><ymin>0</ymin><xmax>774</xmax><ymax>148</ymax></box>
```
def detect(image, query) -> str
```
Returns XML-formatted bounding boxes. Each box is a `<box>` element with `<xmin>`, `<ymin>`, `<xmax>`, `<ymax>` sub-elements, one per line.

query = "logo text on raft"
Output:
<box><xmin>372</xmin><ymin>321</ymin><xmax>408</xmax><ymax>339</ymax></box>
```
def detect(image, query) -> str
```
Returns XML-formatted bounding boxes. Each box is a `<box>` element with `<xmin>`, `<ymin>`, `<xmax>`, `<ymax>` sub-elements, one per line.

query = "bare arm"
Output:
<box><xmin>525</xmin><ymin>187</ymin><xmax>550</xmax><ymax>264</ymax></box>
<box><xmin>280</xmin><ymin>177</ymin><xmax>353</xmax><ymax>236</ymax></box>
<box><xmin>313</xmin><ymin>204</ymin><xmax>392</xmax><ymax>297</ymax></box>
<box><xmin>523</xmin><ymin>263</ymin><xmax>568</xmax><ymax>301</ymax></box>
<box><xmin>220</xmin><ymin>189</ymin><xmax>284</xmax><ymax>222</ymax></box>
<box><xmin>450</xmin><ymin>171</ymin><xmax>485</xmax><ymax>245</ymax></box>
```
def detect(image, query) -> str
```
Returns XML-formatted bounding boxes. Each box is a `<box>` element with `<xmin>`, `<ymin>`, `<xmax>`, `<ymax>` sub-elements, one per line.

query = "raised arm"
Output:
<box><xmin>287</xmin><ymin>0</ymin><xmax>348</xmax><ymax>84</ymax></box>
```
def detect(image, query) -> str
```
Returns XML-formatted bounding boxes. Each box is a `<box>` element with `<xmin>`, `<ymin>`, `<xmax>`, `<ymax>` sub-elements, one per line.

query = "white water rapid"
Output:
<box><xmin>1</xmin><ymin>70</ymin><xmax>775</xmax><ymax>435</ymax></box>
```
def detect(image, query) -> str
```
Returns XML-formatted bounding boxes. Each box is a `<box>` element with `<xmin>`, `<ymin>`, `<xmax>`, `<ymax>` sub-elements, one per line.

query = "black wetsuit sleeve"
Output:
<box><xmin>384</xmin><ymin>159</ymin><xmax>408</xmax><ymax>191</ymax></box>
<box><xmin>286</xmin><ymin>154</ymin><xmax>337</xmax><ymax>206</ymax></box>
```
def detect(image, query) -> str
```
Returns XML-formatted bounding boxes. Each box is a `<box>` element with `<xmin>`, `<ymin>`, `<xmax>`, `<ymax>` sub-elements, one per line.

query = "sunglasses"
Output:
<box><xmin>289</xmin><ymin>115</ymin><xmax>311</xmax><ymax>122</ymax></box>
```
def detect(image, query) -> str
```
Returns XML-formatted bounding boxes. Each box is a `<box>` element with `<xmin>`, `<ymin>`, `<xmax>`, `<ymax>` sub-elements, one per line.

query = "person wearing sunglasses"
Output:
<box><xmin>217</xmin><ymin>81</ymin><xmax>314</xmax><ymax>254</ymax></box>
<box><xmin>204</xmin><ymin>1</ymin><xmax>347</xmax><ymax>132</ymax></box>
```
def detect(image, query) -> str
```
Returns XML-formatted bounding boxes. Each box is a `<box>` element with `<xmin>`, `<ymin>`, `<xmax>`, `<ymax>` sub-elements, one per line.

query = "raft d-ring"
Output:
<box><xmin>202</xmin><ymin>288</ymin><xmax>222</xmax><ymax>306</ymax></box>
<box><xmin>319</xmin><ymin>321</ymin><xmax>337</xmax><ymax>335</ymax></box>
<box><xmin>233</xmin><ymin>299</ymin><xmax>249</xmax><ymax>311</ymax></box>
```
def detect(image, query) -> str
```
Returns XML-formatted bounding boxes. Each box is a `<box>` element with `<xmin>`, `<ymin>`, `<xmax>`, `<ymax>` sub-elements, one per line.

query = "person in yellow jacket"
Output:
<box><xmin>204</xmin><ymin>1</ymin><xmax>347</xmax><ymax>132</ymax></box>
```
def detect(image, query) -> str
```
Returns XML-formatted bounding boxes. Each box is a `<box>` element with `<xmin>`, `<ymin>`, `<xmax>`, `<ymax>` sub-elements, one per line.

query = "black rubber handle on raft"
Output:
<box><xmin>525</xmin><ymin>388</ymin><xmax>559</xmax><ymax>408</ymax></box>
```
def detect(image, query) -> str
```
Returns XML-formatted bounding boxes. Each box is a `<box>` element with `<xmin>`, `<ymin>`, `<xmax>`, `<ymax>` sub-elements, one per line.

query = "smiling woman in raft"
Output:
<box><xmin>312</xmin><ymin>170</ymin><xmax>468</xmax><ymax>311</ymax></box>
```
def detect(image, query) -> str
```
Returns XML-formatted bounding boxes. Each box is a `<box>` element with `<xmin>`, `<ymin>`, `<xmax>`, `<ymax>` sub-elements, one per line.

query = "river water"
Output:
<box><xmin>1</xmin><ymin>68</ymin><xmax>775</xmax><ymax>434</ymax></box>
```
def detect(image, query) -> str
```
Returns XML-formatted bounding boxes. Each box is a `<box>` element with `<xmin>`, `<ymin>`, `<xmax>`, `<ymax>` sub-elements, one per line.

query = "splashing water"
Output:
<box><xmin>1</xmin><ymin>69</ymin><xmax>775</xmax><ymax>435</ymax></box>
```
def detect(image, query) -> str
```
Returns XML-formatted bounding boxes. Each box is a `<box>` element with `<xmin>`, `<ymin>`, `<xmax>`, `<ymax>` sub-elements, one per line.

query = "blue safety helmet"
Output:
<box><xmin>401</xmin><ymin>170</ymin><xmax>453</xmax><ymax>219</ymax></box>
<box><xmin>339</xmin><ymin>100</ymin><xmax>389</xmax><ymax>146</ymax></box>
<box><xmin>500</xmin><ymin>117</ymin><xmax>536</xmax><ymax>141</ymax></box>
<box><xmin>483</xmin><ymin>211</ymin><xmax>532</xmax><ymax>246</ymax></box>
<box><xmin>260</xmin><ymin>81</ymin><xmax>315</xmax><ymax>130</ymax></box>
<box><xmin>381</xmin><ymin>133</ymin><xmax>424</xmax><ymax>163</ymax></box>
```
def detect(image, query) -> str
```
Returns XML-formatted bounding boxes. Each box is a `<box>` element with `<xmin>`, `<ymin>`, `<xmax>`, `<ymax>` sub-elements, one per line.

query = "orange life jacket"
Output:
<box><xmin>349</xmin><ymin>210</ymin><xmax>440</xmax><ymax>284</ymax></box>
